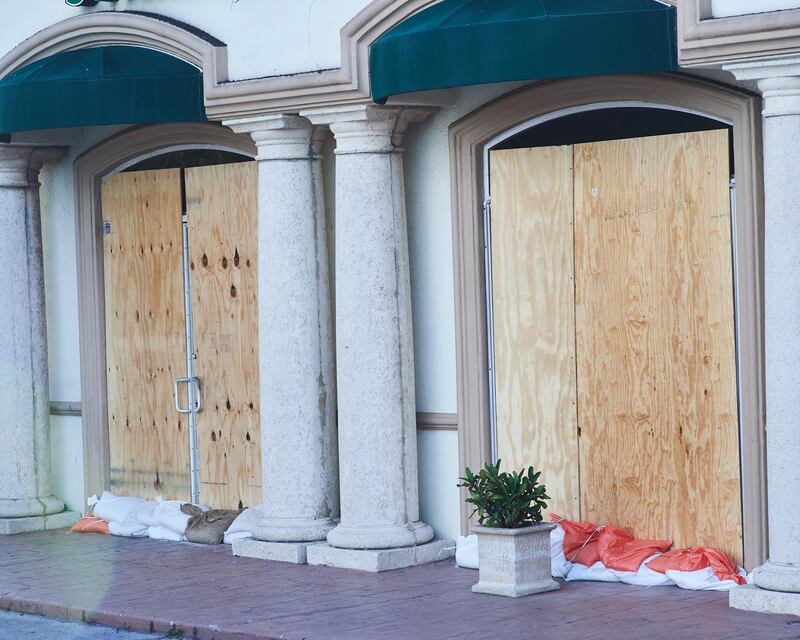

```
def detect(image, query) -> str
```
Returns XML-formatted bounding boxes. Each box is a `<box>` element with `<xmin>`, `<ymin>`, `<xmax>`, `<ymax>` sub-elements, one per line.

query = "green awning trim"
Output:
<box><xmin>0</xmin><ymin>45</ymin><xmax>205</xmax><ymax>134</ymax></box>
<box><xmin>370</xmin><ymin>0</ymin><xmax>678</xmax><ymax>103</ymax></box>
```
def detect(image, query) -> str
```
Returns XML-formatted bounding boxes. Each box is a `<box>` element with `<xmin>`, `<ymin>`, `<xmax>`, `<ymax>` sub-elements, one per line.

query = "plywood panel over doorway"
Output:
<box><xmin>185</xmin><ymin>162</ymin><xmax>261</xmax><ymax>509</ymax></box>
<box><xmin>573</xmin><ymin>130</ymin><xmax>742</xmax><ymax>562</ymax></box>
<box><xmin>102</xmin><ymin>169</ymin><xmax>189</xmax><ymax>500</ymax></box>
<box><xmin>490</xmin><ymin>146</ymin><xmax>580</xmax><ymax>520</ymax></box>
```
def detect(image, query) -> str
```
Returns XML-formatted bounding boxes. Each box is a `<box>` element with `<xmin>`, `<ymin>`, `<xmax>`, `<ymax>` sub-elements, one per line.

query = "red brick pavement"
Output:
<box><xmin>0</xmin><ymin>530</ymin><xmax>797</xmax><ymax>640</ymax></box>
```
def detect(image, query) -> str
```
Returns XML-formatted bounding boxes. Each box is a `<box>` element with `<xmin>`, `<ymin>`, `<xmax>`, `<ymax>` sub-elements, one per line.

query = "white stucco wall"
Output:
<box><xmin>2</xmin><ymin>0</ymin><xmax>371</xmax><ymax>81</ymax></box>
<box><xmin>710</xmin><ymin>0</ymin><xmax>800</xmax><ymax>17</ymax></box>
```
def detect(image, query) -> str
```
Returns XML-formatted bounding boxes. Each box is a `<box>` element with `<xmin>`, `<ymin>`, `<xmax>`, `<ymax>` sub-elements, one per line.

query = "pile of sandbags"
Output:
<box><xmin>76</xmin><ymin>492</ymin><xmax>265</xmax><ymax>544</ymax></box>
<box><xmin>455</xmin><ymin>514</ymin><xmax>749</xmax><ymax>592</ymax></box>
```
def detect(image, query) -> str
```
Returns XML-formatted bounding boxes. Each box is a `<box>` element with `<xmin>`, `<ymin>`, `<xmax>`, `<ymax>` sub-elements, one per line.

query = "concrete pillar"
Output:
<box><xmin>301</xmin><ymin>105</ymin><xmax>453</xmax><ymax>571</ymax></box>
<box><xmin>0</xmin><ymin>145</ymin><xmax>76</xmax><ymax>534</ymax></box>
<box><xmin>725</xmin><ymin>58</ymin><xmax>800</xmax><ymax>615</ymax></box>
<box><xmin>224</xmin><ymin>115</ymin><xmax>338</xmax><ymax>562</ymax></box>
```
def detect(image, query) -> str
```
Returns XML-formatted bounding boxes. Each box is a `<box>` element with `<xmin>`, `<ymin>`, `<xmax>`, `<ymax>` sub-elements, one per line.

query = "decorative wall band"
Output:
<box><xmin>50</xmin><ymin>401</ymin><xmax>82</xmax><ymax>417</ymax></box>
<box><xmin>416</xmin><ymin>412</ymin><xmax>458</xmax><ymax>431</ymax></box>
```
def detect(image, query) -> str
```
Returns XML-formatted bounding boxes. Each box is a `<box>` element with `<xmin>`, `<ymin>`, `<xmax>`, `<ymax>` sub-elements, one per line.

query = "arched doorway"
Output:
<box><xmin>449</xmin><ymin>74</ymin><xmax>766</xmax><ymax>569</ymax></box>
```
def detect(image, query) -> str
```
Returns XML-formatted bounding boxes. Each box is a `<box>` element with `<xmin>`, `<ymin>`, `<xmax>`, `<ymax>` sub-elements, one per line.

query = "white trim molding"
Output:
<box><xmin>678</xmin><ymin>0</ymin><xmax>800</xmax><ymax>67</ymax></box>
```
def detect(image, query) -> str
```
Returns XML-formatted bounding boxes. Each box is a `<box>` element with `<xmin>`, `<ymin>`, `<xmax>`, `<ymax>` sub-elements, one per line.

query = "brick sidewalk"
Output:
<box><xmin>0</xmin><ymin>530</ymin><xmax>796</xmax><ymax>640</ymax></box>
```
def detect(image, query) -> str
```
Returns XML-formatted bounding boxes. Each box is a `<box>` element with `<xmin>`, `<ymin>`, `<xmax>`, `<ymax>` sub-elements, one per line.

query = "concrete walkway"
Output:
<box><xmin>0</xmin><ymin>530</ymin><xmax>797</xmax><ymax>640</ymax></box>
<box><xmin>0</xmin><ymin>609</ymin><xmax>162</xmax><ymax>639</ymax></box>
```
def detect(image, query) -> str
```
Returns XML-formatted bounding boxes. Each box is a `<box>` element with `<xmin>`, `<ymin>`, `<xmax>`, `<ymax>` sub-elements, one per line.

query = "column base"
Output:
<box><xmin>232</xmin><ymin>538</ymin><xmax>324</xmax><ymax>564</ymax></box>
<box><xmin>326</xmin><ymin>521</ymin><xmax>435</xmax><ymax>550</ymax></box>
<box><xmin>306</xmin><ymin>538</ymin><xmax>455</xmax><ymax>572</ymax></box>
<box><xmin>252</xmin><ymin>516</ymin><xmax>334</xmax><ymax>543</ymax></box>
<box><xmin>730</xmin><ymin>584</ymin><xmax>800</xmax><ymax>616</ymax></box>
<box><xmin>0</xmin><ymin>496</ymin><xmax>64</xmax><ymax>518</ymax></box>
<box><xmin>0</xmin><ymin>510</ymin><xmax>80</xmax><ymax>535</ymax></box>
<box><xmin>753</xmin><ymin>560</ymin><xmax>800</xmax><ymax>593</ymax></box>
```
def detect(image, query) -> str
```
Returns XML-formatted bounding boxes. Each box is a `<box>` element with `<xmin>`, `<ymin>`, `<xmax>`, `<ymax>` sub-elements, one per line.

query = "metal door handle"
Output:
<box><xmin>174</xmin><ymin>377</ymin><xmax>202</xmax><ymax>414</ymax></box>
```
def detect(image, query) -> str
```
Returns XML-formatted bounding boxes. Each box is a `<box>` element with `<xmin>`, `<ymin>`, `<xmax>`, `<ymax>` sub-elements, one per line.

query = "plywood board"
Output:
<box><xmin>185</xmin><ymin>162</ymin><xmax>262</xmax><ymax>509</ymax></box>
<box><xmin>489</xmin><ymin>146</ymin><xmax>580</xmax><ymax>520</ymax></box>
<box><xmin>102</xmin><ymin>168</ymin><xmax>190</xmax><ymax>500</ymax></box>
<box><xmin>573</xmin><ymin>130</ymin><xmax>742</xmax><ymax>562</ymax></box>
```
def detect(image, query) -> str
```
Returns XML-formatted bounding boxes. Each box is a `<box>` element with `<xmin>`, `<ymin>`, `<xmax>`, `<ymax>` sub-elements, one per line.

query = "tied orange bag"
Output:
<box><xmin>551</xmin><ymin>514</ymin><xmax>603</xmax><ymax>566</ymax></box>
<box><xmin>597</xmin><ymin>526</ymin><xmax>672</xmax><ymax>572</ymax></box>
<box><xmin>70</xmin><ymin>515</ymin><xmax>110</xmax><ymax>535</ymax></box>
<box><xmin>646</xmin><ymin>547</ymin><xmax>745</xmax><ymax>585</ymax></box>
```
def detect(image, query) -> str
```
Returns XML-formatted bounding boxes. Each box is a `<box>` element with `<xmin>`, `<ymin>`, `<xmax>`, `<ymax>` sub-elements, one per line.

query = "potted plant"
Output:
<box><xmin>458</xmin><ymin>460</ymin><xmax>559</xmax><ymax>597</ymax></box>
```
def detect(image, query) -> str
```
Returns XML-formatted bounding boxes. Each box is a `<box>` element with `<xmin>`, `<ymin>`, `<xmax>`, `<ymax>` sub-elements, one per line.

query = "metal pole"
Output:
<box><xmin>180</xmin><ymin>169</ymin><xmax>201</xmax><ymax>505</ymax></box>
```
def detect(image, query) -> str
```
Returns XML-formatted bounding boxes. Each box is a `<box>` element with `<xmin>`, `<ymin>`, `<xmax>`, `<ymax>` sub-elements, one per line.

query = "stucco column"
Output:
<box><xmin>224</xmin><ymin>115</ymin><xmax>337</xmax><ymax>558</ymax></box>
<box><xmin>0</xmin><ymin>145</ymin><xmax>70</xmax><ymax>533</ymax></box>
<box><xmin>725</xmin><ymin>58</ymin><xmax>800</xmax><ymax>614</ymax></box>
<box><xmin>301</xmin><ymin>105</ymin><xmax>450</xmax><ymax>569</ymax></box>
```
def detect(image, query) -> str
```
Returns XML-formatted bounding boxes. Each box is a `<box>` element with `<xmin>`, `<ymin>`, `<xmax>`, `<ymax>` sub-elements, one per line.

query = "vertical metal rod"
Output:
<box><xmin>180</xmin><ymin>169</ymin><xmax>201</xmax><ymax>505</ymax></box>
<box><xmin>482</xmin><ymin>196</ymin><xmax>499</xmax><ymax>464</ymax></box>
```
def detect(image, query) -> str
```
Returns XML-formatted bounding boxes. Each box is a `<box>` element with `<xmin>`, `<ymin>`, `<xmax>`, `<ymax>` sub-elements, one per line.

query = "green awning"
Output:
<box><xmin>370</xmin><ymin>0</ymin><xmax>678</xmax><ymax>103</ymax></box>
<box><xmin>0</xmin><ymin>46</ymin><xmax>205</xmax><ymax>134</ymax></box>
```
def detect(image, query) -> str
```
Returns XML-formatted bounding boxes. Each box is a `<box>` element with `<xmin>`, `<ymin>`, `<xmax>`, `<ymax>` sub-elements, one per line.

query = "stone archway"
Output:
<box><xmin>448</xmin><ymin>73</ymin><xmax>766</xmax><ymax>569</ymax></box>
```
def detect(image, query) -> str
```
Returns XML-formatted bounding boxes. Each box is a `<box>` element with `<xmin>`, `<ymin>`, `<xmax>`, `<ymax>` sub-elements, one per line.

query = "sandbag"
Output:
<box><xmin>665</xmin><ymin>567</ymin><xmax>747</xmax><ymax>591</ymax></box>
<box><xmin>153</xmin><ymin>499</ymin><xmax>192</xmax><ymax>535</ymax></box>
<box><xmin>550</xmin><ymin>524</ymin><xmax>571</xmax><ymax>578</ymax></box>
<box><xmin>614</xmin><ymin>554</ymin><xmax>675</xmax><ymax>587</ymax></box>
<box><xmin>182</xmin><ymin>504</ymin><xmax>242</xmax><ymax>545</ymax></box>
<box><xmin>92</xmin><ymin>491</ymin><xmax>147</xmax><ymax>525</ymax></box>
<box><xmin>551</xmin><ymin>514</ymin><xmax>603</xmax><ymax>566</ymax></box>
<box><xmin>147</xmin><ymin>525</ymin><xmax>184</xmax><ymax>542</ymax></box>
<box><xmin>133</xmin><ymin>501</ymin><xmax>159</xmax><ymax>527</ymax></box>
<box><xmin>108</xmin><ymin>521</ymin><xmax>149</xmax><ymax>538</ymax></box>
<box><xmin>455</xmin><ymin>534</ymin><xmax>478</xmax><ymax>569</ymax></box>
<box><xmin>566</xmin><ymin>560</ymin><xmax>621</xmax><ymax>583</ymax></box>
<box><xmin>646</xmin><ymin>547</ymin><xmax>746</xmax><ymax>586</ymax></box>
<box><xmin>597</xmin><ymin>526</ymin><xmax>671</xmax><ymax>572</ymax></box>
<box><xmin>70</xmin><ymin>515</ymin><xmax>110</xmax><ymax>535</ymax></box>
<box><xmin>223</xmin><ymin>505</ymin><xmax>265</xmax><ymax>545</ymax></box>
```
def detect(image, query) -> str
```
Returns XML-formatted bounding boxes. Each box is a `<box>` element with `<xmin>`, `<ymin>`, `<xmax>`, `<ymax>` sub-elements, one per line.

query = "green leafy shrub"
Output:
<box><xmin>458</xmin><ymin>460</ymin><xmax>549</xmax><ymax>528</ymax></box>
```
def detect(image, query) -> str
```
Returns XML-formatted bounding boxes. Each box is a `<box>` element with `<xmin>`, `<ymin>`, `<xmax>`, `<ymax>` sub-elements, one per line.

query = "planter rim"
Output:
<box><xmin>471</xmin><ymin>522</ymin><xmax>556</xmax><ymax>537</ymax></box>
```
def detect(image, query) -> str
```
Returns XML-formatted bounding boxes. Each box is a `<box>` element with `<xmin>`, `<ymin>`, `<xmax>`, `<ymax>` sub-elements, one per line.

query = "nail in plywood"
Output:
<box><xmin>102</xmin><ymin>168</ymin><xmax>190</xmax><ymax>500</ymax></box>
<box><xmin>185</xmin><ymin>162</ymin><xmax>262</xmax><ymax>509</ymax></box>
<box><xmin>573</xmin><ymin>130</ymin><xmax>742</xmax><ymax>563</ymax></box>
<box><xmin>489</xmin><ymin>146</ymin><xmax>581</xmax><ymax>520</ymax></box>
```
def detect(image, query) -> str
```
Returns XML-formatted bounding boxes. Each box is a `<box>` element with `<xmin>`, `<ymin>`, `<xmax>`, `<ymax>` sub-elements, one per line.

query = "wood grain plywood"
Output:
<box><xmin>573</xmin><ymin>130</ymin><xmax>742</xmax><ymax>562</ymax></box>
<box><xmin>185</xmin><ymin>162</ymin><xmax>261</xmax><ymax>509</ymax></box>
<box><xmin>102</xmin><ymin>168</ymin><xmax>190</xmax><ymax>500</ymax></box>
<box><xmin>489</xmin><ymin>146</ymin><xmax>580</xmax><ymax>520</ymax></box>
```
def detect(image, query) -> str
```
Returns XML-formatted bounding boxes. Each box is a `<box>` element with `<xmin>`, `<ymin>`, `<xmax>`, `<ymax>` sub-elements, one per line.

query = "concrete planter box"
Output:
<box><xmin>472</xmin><ymin>523</ymin><xmax>560</xmax><ymax>597</ymax></box>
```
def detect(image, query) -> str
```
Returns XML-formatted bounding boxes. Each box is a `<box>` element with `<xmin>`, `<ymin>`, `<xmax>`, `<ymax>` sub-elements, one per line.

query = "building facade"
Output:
<box><xmin>0</xmin><ymin>0</ymin><xmax>798</xmax><ymax>615</ymax></box>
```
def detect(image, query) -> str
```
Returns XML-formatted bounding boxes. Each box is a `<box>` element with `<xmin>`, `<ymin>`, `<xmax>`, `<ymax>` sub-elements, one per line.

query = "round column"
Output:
<box><xmin>752</xmin><ymin>75</ymin><xmax>800</xmax><ymax>593</ymax></box>
<box><xmin>230</xmin><ymin>115</ymin><xmax>338</xmax><ymax>542</ymax></box>
<box><xmin>318</xmin><ymin>105</ymin><xmax>433</xmax><ymax>550</ymax></box>
<box><xmin>0</xmin><ymin>145</ymin><xmax>63</xmax><ymax>520</ymax></box>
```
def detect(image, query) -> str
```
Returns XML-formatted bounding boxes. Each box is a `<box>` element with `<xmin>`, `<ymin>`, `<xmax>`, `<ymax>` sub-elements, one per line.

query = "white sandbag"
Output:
<box><xmin>93</xmin><ymin>491</ymin><xmax>147</xmax><ymax>525</ymax></box>
<box><xmin>455</xmin><ymin>534</ymin><xmax>478</xmax><ymax>569</ymax></box>
<box><xmin>153</xmin><ymin>499</ymin><xmax>191</xmax><ymax>535</ymax></box>
<box><xmin>614</xmin><ymin>555</ymin><xmax>675</xmax><ymax>587</ymax></box>
<box><xmin>108</xmin><ymin>521</ymin><xmax>149</xmax><ymax>538</ymax></box>
<box><xmin>133</xmin><ymin>501</ymin><xmax>159</xmax><ymax>527</ymax></box>
<box><xmin>566</xmin><ymin>561</ymin><xmax>621</xmax><ymax>583</ymax></box>
<box><xmin>666</xmin><ymin>567</ymin><xmax>745</xmax><ymax>591</ymax></box>
<box><xmin>147</xmin><ymin>525</ymin><xmax>185</xmax><ymax>542</ymax></box>
<box><xmin>222</xmin><ymin>505</ymin><xmax>265</xmax><ymax>545</ymax></box>
<box><xmin>550</xmin><ymin>524</ymin><xmax>571</xmax><ymax>578</ymax></box>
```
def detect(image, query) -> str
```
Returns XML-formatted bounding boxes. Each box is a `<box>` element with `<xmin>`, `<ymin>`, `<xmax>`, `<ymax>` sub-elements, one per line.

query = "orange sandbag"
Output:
<box><xmin>551</xmin><ymin>514</ymin><xmax>603</xmax><ymax>566</ymax></box>
<box><xmin>597</xmin><ymin>526</ymin><xmax>672</xmax><ymax>572</ymax></box>
<box><xmin>70</xmin><ymin>515</ymin><xmax>110</xmax><ymax>534</ymax></box>
<box><xmin>646</xmin><ymin>547</ymin><xmax>745</xmax><ymax>585</ymax></box>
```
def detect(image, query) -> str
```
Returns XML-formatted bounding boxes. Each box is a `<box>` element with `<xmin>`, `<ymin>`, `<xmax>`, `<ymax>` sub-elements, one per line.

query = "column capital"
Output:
<box><xmin>302</xmin><ymin>104</ymin><xmax>435</xmax><ymax>155</ymax></box>
<box><xmin>223</xmin><ymin>114</ymin><xmax>314</xmax><ymax>161</ymax></box>
<box><xmin>0</xmin><ymin>145</ymin><xmax>33</xmax><ymax>188</ymax></box>
<box><xmin>724</xmin><ymin>56</ymin><xmax>800</xmax><ymax>117</ymax></box>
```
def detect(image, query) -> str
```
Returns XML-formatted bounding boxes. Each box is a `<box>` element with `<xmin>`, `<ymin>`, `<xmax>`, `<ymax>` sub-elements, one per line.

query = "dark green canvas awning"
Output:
<box><xmin>0</xmin><ymin>45</ymin><xmax>205</xmax><ymax>134</ymax></box>
<box><xmin>370</xmin><ymin>0</ymin><xmax>678</xmax><ymax>103</ymax></box>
